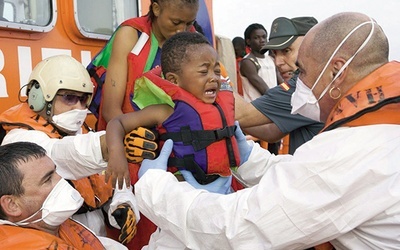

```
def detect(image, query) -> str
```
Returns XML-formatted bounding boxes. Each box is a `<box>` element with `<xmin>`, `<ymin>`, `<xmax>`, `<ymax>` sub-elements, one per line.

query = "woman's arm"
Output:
<box><xmin>102</xmin><ymin>26</ymin><xmax>139</xmax><ymax>123</ymax></box>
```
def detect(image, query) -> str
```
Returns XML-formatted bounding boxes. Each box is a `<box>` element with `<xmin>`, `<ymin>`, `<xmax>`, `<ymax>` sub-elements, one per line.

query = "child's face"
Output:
<box><xmin>176</xmin><ymin>44</ymin><xmax>221</xmax><ymax>104</ymax></box>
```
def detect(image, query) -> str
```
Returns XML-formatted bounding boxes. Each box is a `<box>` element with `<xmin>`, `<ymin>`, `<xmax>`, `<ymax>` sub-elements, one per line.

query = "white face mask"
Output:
<box><xmin>52</xmin><ymin>108</ymin><xmax>88</xmax><ymax>133</ymax></box>
<box><xmin>291</xmin><ymin>77</ymin><xmax>321</xmax><ymax>121</ymax></box>
<box><xmin>291</xmin><ymin>18</ymin><xmax>375</xmax><ymax>122</ymax></box>
<box><xmin>15</xmin><ymin>179</ymin><xmax>83</xmax><ymax>227</ymax></box>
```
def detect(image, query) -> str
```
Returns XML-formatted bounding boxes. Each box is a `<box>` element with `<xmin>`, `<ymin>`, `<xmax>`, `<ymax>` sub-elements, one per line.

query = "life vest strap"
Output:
<box><xmin>168</xmin><ymin>154</ymin><xmax>220</xmax><ymax>185</ymax></box>
<box><xmin>160</xmin><ymin>125</ymin><xmax>236</xmax><ymax>151</ymax></box>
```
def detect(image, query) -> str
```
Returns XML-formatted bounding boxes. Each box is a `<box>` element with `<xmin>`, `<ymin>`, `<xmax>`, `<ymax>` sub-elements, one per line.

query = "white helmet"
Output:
<box><xmin>27</xmin><ymin>55</ymin><xmax>93</xmax><ymax>112</ymax></box>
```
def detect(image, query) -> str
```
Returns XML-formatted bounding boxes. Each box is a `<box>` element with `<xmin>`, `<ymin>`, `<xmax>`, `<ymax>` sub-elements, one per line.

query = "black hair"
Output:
<box><xmin>161</xmin><ymin>31</ymin><xmax>210</xmax><ymax>75</ymax></box>
<box><xmin>0</xmin><ymin>142</ymin><xmax>47</xmax><ymax>219</ymax></box>
<box><xmin>148</xmin><ymin>0</ymin><xmax>199</xmax><ymax>21</ymax></box>
<box><xmin>232</xmin><ymin>36</ymin><xmax>246</xmax><ymax>58</ymax></box>
<box><xmin>244</xmin><ymin>23</ymin><xmax>267</xmax><ymax>40</ymax></box>
<box><xmin>193</xmin><ymin>20</ymin><xmax>205</xmax><ymax>35</ymax></box>
<box><xmin>232</xmin><ymin>36</ymin><xmax>245</xmax><ymax>47</ymax></box>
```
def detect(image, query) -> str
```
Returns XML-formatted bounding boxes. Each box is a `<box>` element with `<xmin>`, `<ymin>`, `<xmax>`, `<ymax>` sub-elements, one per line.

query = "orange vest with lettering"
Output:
<box><xmin>323</xmin><ymin>61</ymin><xmax>400</xmax><ymax>131</ymax></box>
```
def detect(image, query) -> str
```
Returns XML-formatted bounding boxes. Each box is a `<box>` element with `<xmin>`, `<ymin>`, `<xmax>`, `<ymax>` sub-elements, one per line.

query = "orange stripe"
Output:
<box><xmin>279</xmin><ymin>82</ymin><xmax>290</xmax><ymax>91</ymax></box>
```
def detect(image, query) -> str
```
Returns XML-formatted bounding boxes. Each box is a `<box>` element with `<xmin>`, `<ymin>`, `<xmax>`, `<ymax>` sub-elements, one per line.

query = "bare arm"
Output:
<box><xmin>100</xmin><ymin>134</ymin><xmax>108</xmax><ymax>161</ymax></box>
<box><xmin>102</xmin><ymin>26</ymin><xmax>139</xmax><ymax>123</ymax></box>
<box><xmin>240</xmin><ymin>58</ymin><xmax>269</xmax><ymax>94</ymax></box>
<box><xmin>234</xmin><ymin>92</ymin><xmax>272</xmax><ymax>128</ymax></box>
<box><xmin>243</xmin><ymin>123</ymin><xmax>286</xmax><ymax>143</ymax></box>
<box><xmin>106</xmin><ymin>104</ymin><xmax>174</xmax><ymax>188</ymax></box>
<box><xmin>234</xmin><ymin>93</ymin><xmax>286</xmax><ymax>142</ymax></box>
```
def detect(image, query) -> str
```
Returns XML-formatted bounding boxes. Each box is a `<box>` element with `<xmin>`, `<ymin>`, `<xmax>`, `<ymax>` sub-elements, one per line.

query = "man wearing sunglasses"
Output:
<box><xmin>0</xmin><ymin>55</ymin><xmax>140</xmax><ymax>247</ymax></box>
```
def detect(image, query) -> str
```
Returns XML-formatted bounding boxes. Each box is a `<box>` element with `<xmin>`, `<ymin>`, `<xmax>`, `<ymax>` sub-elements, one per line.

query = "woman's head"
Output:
<box><xmin>149</xmin><ymin>0</ymin><xmax>199</xmax><ymax>43</ymax></box>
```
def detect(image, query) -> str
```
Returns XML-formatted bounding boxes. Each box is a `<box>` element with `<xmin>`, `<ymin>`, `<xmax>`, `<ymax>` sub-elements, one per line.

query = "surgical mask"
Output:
<box><xmin>52</xmin><ymin>108</ymin><xmax>88</xmax><ymax>132</ymax></box>
<box><xmin>15</xmin><ymin>179</ymin><xmax>83</xmax><ymax>226</ymax></box>
<box><xmin>291</xmin><ymin>18</ymin><xmax>375</xmax><ymax>122</ymax></box>
<box><xmin>291</xmin><ymin>77</ymin><xmax>321</xmax><ymax>121</ymax></box>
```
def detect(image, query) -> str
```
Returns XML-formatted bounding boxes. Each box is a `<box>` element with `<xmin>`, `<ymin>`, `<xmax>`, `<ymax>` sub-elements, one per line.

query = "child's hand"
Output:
<box><xmin>106</xmin><ymin>156</ymin><xmax>130</xmax><ymax>189</ymax></box>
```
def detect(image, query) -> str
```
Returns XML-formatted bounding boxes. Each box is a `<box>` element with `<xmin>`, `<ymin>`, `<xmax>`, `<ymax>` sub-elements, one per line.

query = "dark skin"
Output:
<box><xmin>240</xmin><ymin>28</ymin><xmax>270</xmax><ymax>95</ymax></box>
<box><xmin>102</xmin><ymin>0</ymin><xmax>198</xmax><ymax>124</ymax></box>
<box><xmin>234</xmin><ymin>92</ymin><xmax>285</xmax><ymax>142</ymax></box>
<box><xmin>106</xmin><ymin>44</ymin><xmax>221</xmax><ymax>189</ymax></box>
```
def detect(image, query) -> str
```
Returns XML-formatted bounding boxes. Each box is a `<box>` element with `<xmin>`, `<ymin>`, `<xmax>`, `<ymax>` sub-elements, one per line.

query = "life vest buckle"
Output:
<box><xmin>213</xmin><ymin>125</ymin><xmax>235</xmax><ymax>140</ymax></box>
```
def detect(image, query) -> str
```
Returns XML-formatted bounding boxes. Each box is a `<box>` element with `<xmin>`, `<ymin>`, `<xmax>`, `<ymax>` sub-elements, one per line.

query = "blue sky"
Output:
<box><xmin>212</xmin><ymin>0</ymin><xmax>400</xmax><ymax>61</ymax></box>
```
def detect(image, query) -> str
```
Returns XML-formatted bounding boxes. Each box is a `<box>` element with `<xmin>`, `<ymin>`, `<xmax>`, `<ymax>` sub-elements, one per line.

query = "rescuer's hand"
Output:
<box><xmin>138</xmin><ymin>139</ymin><xmax>173</xmax><ymax>178</ymax></box>
<box><xmin>234</xmin><ymin>121</ymin><xmax>253</xmax><ymax>165</ymax></box>
<box><xmin>111</xmin><ymin>203</ymin><xmax>137</xmax><ymax>245</ymax></box>
<box><xmin>180</xmin><ymin>170</ymin><xmax>232</xmax><ymax>194</ymax></box>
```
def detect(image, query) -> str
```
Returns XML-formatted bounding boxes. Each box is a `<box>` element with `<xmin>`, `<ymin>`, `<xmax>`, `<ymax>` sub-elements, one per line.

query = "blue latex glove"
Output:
<box><xmin>180</xmin><ymin>170</ymin><xmax>232</xmax><ymax>194</ymax></box>
<box><xmin>235</xmin><ymin>121</ymin><xmax>253</xmax><ymax>165</ymax></box>
<box><xmin>138</xmin><ymin>139</ymin><xmax>173</xmax><ymax>178</ymax></box>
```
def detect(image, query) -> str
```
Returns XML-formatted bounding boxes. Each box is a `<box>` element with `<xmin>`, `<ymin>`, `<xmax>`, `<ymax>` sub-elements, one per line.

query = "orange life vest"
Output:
<box><xmin>90</xmin><ymin>16</ymin><xmax>196</xmax><ymax>131</ymax></box>
<box><xmin>96</xmin><ymin>17</ymin><xmax>154</xmax><ymax>131</ymax></box>
<box><xmin>323</xmin><ymin>61</ymin><xmax>400</xmax><ymax>131</ymax></box>
<box><xmin>0</xmin><ymin>103</ymin><xmax>113</xmax><ymax>211</ymax></box>
<box><xmin>0</xmin><ymin>219</ymin><xmax>104</xmax><ymax>250</ymax></box>
<box><xmin>134</xmin><ymin>68</ymin><xmax>240</xmax><ymax>184</ymax></box>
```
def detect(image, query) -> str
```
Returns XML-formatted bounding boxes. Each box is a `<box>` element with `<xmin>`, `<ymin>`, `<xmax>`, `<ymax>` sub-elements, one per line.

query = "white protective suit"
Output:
<box><xmin>2</xmin><ymin>128</ymin><xmax>140</xmax><ymax>241</ymax></box>
<box><xmin>136</xmin><ymin>124</ymin><xmax>400</xmax><ymax>250</ymax></box>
